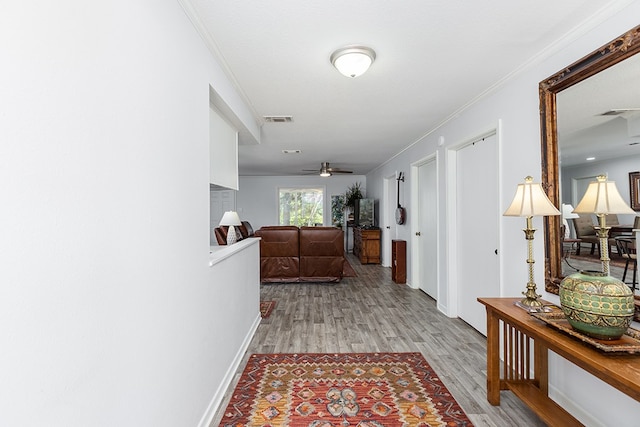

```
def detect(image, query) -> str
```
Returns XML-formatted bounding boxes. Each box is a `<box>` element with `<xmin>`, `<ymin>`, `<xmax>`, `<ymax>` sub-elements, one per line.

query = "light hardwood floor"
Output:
<box><xmin>211</xmin><ymin>254</ymin><xmax>546</xmax><ymax>426</ymax></box>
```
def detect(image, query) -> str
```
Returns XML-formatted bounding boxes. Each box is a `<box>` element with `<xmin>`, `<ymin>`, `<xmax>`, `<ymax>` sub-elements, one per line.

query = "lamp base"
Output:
<box><xmin>226</xmin><ymin>225</ymin><xmax>238</xmax><ymax>245</ymax></box>
<box><xmin>515</xmin><ymin>300</ymin><xmax>551</xmax><ymax>313</ymax></box>
<box><xmin>515</xmin><ymin>281</ymin><xmax>551</xmax><ymax>312</ymax></box>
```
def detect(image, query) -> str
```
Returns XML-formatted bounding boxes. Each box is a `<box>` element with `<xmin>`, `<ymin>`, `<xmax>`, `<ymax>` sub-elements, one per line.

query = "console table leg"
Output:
<box><xmin>486</xmin><ymin>308</ymin><xmax>501</xmax><ymax>405</ymax></box>
<box><xmin>534</xmin><ymin>342</ymin><xmax>549</xmax><ymax>394</ymax></box>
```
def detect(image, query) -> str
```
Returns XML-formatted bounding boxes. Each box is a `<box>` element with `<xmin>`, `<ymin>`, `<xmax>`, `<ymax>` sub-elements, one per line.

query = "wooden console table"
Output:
<box><xmin>478</xmin><ymin>297</ymin><xmax>640</xmax><ymax>427</ymax></box>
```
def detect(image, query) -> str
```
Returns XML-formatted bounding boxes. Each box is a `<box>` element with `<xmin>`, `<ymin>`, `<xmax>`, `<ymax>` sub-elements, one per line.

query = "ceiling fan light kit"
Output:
<box><xmin>330</xmin><ymin>45</ymin><xmax>376</xmax><ymax>78</ymax></box>
<box><xmin>305</xmin><ymin>162</ymin><xmax>353</xmax><ymax>177</ymax></box>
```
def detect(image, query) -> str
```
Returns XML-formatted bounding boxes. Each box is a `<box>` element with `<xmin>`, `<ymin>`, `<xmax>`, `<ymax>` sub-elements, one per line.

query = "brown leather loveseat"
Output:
<box><xmin>255</xmin><ymin>226</ymin><xmax>344</xmax><ymax>283</ymax></box>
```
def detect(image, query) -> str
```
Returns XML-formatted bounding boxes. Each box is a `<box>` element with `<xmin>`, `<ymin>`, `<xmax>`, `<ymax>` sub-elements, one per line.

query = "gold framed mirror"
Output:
<box><xmin>540</xmin><ymin>25</ymin><xmax>640</xmax><ymax>294</ymax></box>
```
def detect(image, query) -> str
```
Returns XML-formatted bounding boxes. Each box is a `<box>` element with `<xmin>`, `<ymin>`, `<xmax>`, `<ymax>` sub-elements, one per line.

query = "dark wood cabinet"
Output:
<box><xmin>392</xmin><ymin>239</ymin><xmax>406</xmax><ymax>283</ymax></box>
<box><xmin>353</xmin><ymin>227</ymin><xmax>381</xmax><ymax>264</ymax></box>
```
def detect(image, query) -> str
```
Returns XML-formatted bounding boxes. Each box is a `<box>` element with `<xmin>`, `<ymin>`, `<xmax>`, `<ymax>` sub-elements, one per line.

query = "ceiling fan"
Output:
<box><xmin>304</xmin><ymin>162</ymin><xmax>353</xmax><ymax>177</ymax></box>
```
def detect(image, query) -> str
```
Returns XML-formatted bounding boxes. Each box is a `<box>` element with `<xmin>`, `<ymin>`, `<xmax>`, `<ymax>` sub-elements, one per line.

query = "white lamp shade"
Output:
<box><xmin>573</xmin><ymin>175</ymin><xmax>635</xmax><ymax>215</ymax></box>
<box><xmin>330</xmin><ymin>46</ymin><xmax>376</xmax><ymax>78</ymax></box>
<box><xmin>561</xmin><ymin>203</ymin><xmax>579</xmax><ymax>220</ymax></box>
<box><xmin>219</xmin><ymin>211</ymin><xmax>242</xmax><ymax>226</ymax></box>
<box><xmin>504</xmin><ymin>176</ymin><xmax>561</xmax><ymax>217</ymax></box>
<box><xmin>561</xmin><ymin>203</ymin><xmax>579</xmax><ymax>239</ymax></box>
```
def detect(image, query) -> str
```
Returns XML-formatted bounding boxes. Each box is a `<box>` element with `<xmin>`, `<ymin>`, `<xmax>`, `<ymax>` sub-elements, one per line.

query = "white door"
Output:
<box><xmin>456</xmin><ymin>134</ymin><xmax>499</xmax><ymax>334</ymax></box>
<box><xmin>418</xmin><ymin>159</ymin><xmax>438</xmax><ymax>298</ymax></box>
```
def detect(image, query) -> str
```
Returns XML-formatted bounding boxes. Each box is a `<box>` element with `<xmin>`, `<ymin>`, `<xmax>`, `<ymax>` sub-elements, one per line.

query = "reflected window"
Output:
<box><xmin>279</xmin><ymin>187</ymin><xmax>323</xmax><ymax>226</ymax></box>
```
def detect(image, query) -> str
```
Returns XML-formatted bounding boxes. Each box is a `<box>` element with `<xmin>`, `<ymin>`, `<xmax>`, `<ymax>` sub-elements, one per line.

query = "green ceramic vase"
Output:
<box><xmin>559</xmin><ymin>270</ymin><xmax>634</xmax><ymax>340</ymax></box>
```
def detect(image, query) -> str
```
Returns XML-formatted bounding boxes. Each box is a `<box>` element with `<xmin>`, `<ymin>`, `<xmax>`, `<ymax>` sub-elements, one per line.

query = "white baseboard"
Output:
<box><xmin>548</xmin><ymin>384</ymin><xmax>602</xmax><ymax>427</ymax></box>
<box><xmin>197</xmin><ymin>313</ymin><xmax>261</xmax><ymax>427</ymax></box>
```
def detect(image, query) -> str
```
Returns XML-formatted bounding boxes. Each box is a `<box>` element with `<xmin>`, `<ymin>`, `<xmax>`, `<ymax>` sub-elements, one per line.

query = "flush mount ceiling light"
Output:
<box><xmin>330</xmin><ymin>46</ymin><xmax>376</xmax><ymax>78</ymax></box>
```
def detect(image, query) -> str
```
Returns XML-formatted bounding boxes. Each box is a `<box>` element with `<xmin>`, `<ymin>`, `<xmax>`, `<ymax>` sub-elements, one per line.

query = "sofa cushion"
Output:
<box><xmin>255</xmin><ymin>226</ymin><xmax>300</xmax><ymax>280</ymax></box>
<box><xmin>299</xmin><ymin>226</ymin><xmax>344</xmax><ymax>281</ymax></box>
<box><xmin>260</xmin><ymin>257</ymin><xmax>300</xmax><ymax>283</ymax></box>
<box><xmin>255</xmin><ymin>226</ymin><xmax>299</xmax><ymax>257</ymax></box>
<box><xmin>299</xmin><ymin>227</ymin><xmax>344</xmax><ymax>256</ymax></box>
<box><xmin>299</xmin><ymin>257</ymin><xmax>344</xmax><ymax>282</ymax></box>
<box><xmin>239</xmin><ymin>221</ymin><xmax>254</xmax><ymax>238</ymax></box>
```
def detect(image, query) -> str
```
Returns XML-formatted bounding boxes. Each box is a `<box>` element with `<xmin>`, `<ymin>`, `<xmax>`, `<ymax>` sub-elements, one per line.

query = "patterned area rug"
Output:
<box><xmin>260</xmin><ymin>301</ymin><xmax>276</xmax><ymax>319</ymax></box>
<box><xmin>219</xmin><ymin>352</ymin><xmax>473</xmax><ymax>426</ymax></box>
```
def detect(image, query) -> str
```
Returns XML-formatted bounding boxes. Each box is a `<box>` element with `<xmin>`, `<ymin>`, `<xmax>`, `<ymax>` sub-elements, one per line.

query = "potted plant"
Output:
<box><xmin>344</xmin><ymin>182</ymin><xmax>364</xmax><ymax>222</ymax></box>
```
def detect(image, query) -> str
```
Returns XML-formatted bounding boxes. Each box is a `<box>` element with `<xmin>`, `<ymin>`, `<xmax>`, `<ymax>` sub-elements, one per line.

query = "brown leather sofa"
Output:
<box><xmin>255</xmin><ymin>226</ymin><xmax>344</xmax><ymax>283</ymax></box>
<box><xmin>214</xmin><ymin>221</ymin><xmax>255</xmax><ymax>245</ymax></box>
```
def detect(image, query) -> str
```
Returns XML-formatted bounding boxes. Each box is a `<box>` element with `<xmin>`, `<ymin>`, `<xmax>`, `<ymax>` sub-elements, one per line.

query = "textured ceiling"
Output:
<box><xmin>185</xmin><ymin>0</ymin><xmax>632</xmax><ymax>176</ymax></box>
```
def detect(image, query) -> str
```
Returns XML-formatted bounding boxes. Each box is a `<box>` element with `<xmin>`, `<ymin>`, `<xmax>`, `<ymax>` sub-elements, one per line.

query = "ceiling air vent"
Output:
<box><xmin>264</xmin><ymin>115</ymin><xmax>293</xmax><ymax>123</ymax></box>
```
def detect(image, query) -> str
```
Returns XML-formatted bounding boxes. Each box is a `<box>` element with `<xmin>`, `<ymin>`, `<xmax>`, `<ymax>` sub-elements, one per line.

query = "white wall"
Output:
<box><xmin>238</xmin><ymin>175</ymin><xmax>367</xmax><ymax>229</ymax></box>
<box><xmin>364</xmin><ymin>3</ymin><xmax>640</xmax><ymax>425</ymax></box>
<box><xmin>201</xmin><ymin>240</ymin><xmax>260</xmax><ymax>426</ymax></box>
<box><xmin>0</xmin><ymin>1</ymin><xmax>259</xmax><ymax>426</ymax></box>
<box><xmin>209</xmin><ymin>107</ymin><xmax>239</xmax><ymax>190</ymax></box>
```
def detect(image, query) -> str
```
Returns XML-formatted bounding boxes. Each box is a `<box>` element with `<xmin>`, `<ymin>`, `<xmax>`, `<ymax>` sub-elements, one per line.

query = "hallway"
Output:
<box><xmin>213</xmin><ymin>255</ymin><xmax>545</xmax><ymax>426</ymax></box>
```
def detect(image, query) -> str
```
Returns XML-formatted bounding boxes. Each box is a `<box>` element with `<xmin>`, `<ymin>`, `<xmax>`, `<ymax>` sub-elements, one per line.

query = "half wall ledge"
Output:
<box><xmin>209</xmin><ymin>237</ymin><xmax>260</xmax><ymax>267</ymax></box>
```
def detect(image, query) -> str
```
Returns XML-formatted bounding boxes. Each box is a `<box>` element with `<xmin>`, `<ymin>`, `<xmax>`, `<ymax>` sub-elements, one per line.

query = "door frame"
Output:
<box><xmin>410</xmin><ymin>153</ymin><xmax>439</xmax><ymax>293</ymax></box>
<box><xmin>445</xmin><ymin>121</ymin><xmax>503</xmax><ymax>318</ymax></box>
<box><xmin>381</xmin><ymin>173</ymin><xmax>397</xmax><ymax>267</ymax></box>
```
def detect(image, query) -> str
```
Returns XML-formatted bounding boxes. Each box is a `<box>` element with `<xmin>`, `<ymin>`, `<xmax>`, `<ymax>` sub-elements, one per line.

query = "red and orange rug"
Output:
<box><xmin>260</xmin><ymin>301</ymin><xmax>276</xmax><ymax>319</ymax></box>
<box><xmin>219</xmin><ymin>352</ymin><xmax>473</xmax><ymax>426</ymax></box>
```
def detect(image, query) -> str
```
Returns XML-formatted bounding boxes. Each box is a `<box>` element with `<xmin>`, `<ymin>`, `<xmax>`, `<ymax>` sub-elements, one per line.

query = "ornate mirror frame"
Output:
<box><xmin>630</xmin><ymin>171</ymin><xmax>640</xmax><ymax>211</ymax></box>
<box><xmin>540</xmin><ymin>25</ymin><xmax>640</xmax><ymax>294</ymax></box>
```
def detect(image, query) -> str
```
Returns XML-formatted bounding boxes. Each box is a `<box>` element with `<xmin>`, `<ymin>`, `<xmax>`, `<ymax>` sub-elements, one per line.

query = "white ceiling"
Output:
<box><xmin>557</xmin><ymin>52</ymin><xmax>640</xmax><ymax>167</ymax></box>
<box><xmin>186</xmin><ymin>0</ymin><xmax>630</xmax><ymax>176</ymax></box>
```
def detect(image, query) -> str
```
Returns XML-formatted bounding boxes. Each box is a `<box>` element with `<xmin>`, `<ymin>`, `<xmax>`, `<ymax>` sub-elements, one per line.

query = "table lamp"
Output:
<box><xmin>504</xmin><ymin>176</ymin><xmax>561</xmax><ymax>311</ymax></box>
<box><xmin>572</xmin><ymin>175</ymin><xmax>635</xmax><ymax>275</ymax></box>
<box><xmin>219</xmin><ymin>211</ymin><xmax>242</xmax><ymax>245</ymax></box>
